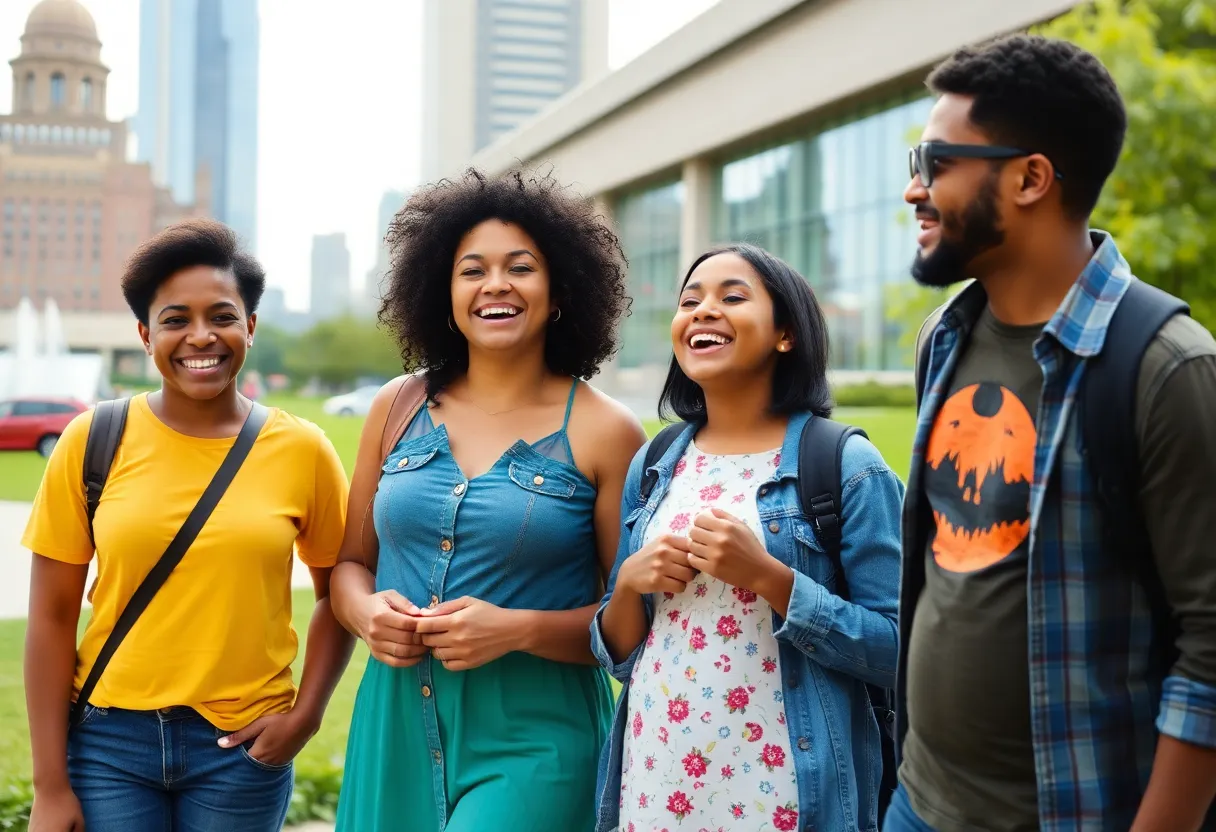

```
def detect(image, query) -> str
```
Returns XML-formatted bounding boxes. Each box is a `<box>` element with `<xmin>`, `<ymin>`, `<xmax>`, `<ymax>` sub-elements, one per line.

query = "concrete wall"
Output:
<box><xmin>471</xmin><ymin>0</ymin><xmax>1079</xmax><ymax>194</ymax></box>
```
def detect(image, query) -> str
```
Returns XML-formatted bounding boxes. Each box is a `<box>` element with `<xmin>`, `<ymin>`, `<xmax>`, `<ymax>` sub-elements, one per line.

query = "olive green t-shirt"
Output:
<box><xmin>900</xmin><ymin>308</ymin><xmax>1216</xmax><ymax>832</ymax></box>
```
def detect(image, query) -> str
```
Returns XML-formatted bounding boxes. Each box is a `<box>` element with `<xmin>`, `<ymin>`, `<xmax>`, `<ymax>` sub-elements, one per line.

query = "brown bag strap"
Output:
<box><xmin>379</xmin><ymin>374</ymin><xmax>428</xmax><ymax>465</ymax></box>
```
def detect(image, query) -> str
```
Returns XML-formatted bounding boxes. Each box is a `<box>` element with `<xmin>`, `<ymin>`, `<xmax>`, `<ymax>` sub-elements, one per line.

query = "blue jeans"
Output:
<box><xmin>68</xmin><ymin>705</ymin><xmax>294</xmax><ymax>831</ymax></box>
<box><xmin>883</xmin><ymin>785</ymin><xmax>939</xmax><ymax>832</ymax></box>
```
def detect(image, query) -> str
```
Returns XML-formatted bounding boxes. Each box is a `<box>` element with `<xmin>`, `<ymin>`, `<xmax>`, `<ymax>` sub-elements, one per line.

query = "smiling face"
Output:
<box><xmin>904</xmin><ymin>94</ymin><xmax>1008</xmax><ymax>288</ymax></box>
<box><xmin>138</xmin><ymin>265</ymin><xmax>254</xmax><ymax>400</ymax></box>
<box><xmin>671</xmin><ymin>252</ymin><xmax>792</xmax><ymax>387</ymax></box>
<box><xmin>450</xmin><ymin>219</ymin><xmax>554</xmax><ymax>355</ymax></box>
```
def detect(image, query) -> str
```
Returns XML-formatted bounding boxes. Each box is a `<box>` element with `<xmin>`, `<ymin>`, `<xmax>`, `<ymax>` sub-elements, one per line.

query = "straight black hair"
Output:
<box><xmin>657</xmin><ymin>243</ymin><xmax>833</xmax><ymax>423</ymax></box>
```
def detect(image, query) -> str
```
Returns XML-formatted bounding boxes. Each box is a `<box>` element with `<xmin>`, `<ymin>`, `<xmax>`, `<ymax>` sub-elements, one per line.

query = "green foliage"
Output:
<box><xmin>285</xmin><ymin>767</ymin><xmax>344</xmax><ymax>825</ymax></box>
<box><xmin>1036</xmin><ymin>0</ymin><xmax>1216</xmax><ymax>329</ymax></box>
<box><xmin>280</xmin><ymin>315</ymin><xmax>407</xmax><ymax>388</ymax></box>
<box><xmin>0</xmin><ymin>781</ymin><xmax>31</xmax><ymax>831</ymax></box>
<box><xmin>243</xmin><ymin>323</ymin><xmax>294</xmax><ymax>379</ymax></box>
<box><xmin>882</xmin><ymin>282</ymin><xmax>958</xmax><ymax>366</ymax></box>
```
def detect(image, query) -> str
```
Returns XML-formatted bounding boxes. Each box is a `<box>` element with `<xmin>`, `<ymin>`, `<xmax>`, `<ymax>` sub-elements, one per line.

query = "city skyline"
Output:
<box><xmin>0</xmin><ymin>0</ymin><xmax>718</xmax><ymax>313</ymax></box>
<box><xmin>135</xmin><ymin>0</ymin><xmax>260</xmax><ymax>251</ymax></box>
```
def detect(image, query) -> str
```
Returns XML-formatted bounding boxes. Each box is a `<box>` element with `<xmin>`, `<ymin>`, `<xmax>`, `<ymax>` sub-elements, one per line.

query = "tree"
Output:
<box><xmin>243</xmin><ymin>322</ymin><xmax>292</xmax><ymax>378</ymax></box>
<box><xmin>1036</xmin><ymin>0</ymin><xmax>1216</xmax><ymax>329</ymax></box>
<box><xmin>284</xmin><ymin>316</ymin><xmax>406</xmax><ymax>388</ymax></box>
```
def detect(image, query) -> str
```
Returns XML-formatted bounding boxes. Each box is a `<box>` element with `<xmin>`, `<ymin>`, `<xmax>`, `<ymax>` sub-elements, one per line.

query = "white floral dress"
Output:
<box><xmin>619</xmin><ymin>442</ymin><xmax>800</xmax><ymax>832</ymax></box>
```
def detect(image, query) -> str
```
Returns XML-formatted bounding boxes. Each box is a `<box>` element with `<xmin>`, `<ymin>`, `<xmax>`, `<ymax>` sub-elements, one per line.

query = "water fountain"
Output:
<box><xmin>0</xmin><ymin>297</ymin><xmax>107</xmax><ymax>402</ymax></box>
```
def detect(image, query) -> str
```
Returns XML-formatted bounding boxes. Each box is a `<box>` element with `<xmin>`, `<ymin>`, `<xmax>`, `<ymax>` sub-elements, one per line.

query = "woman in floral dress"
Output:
<box><xmin>591</xmin><ymin>243</ymin><xmax>904</xmax><ymax>832</ymax></box>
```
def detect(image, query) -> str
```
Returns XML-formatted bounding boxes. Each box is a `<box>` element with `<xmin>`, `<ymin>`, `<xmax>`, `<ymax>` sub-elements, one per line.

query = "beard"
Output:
<box><xmin>911</xmin><ymin>173</ymin><xmax>1005</xmax><ymax>288</ymax></box>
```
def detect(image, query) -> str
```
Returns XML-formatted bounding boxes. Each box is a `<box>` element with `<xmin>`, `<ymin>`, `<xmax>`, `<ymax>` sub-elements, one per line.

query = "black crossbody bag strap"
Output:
<box><xmin>70</xmin><ymin>402</ymin><xmax>270</xmax><ymax>727</ymax></box>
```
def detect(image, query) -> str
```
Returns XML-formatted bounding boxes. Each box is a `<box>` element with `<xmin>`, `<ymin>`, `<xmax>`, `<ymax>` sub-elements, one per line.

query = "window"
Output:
<box><xmin>50</xmin><ymin>73</ymin><xmax>65</xmax><ymax>109</ymax></box>
<box><xmin>0</xmin><ymin>401</ymin><xmax>12</xmax><ymax>419</ymax></box>
<box><xmin>80</xmin><ymin>78</ymin><xmax>93</xmax><ymax>113</ymax></box>
<box><xmin>13</xmin><ymin>401</ymin><xmax>50</xmax><ymax>417</ymax></box>
<box><xmin>23</xmin><ymin>74</ymin><xmax>34</xmax><ymax>109</ymax></box>
<box><xmin>713</xmin><ymin>93</ymin><xmax>934</xmax><ymax>371</ymax></box>
<box><xmin>615</xmin><ymin>181</ymin><xmax>685</xmax><ymax>368</ymax></box>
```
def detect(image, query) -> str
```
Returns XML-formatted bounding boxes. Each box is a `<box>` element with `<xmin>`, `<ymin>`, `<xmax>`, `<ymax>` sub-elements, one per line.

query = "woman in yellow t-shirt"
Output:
<box><xmin>22</xmin><ymin>219</ymin><xmax>353</xmax><ymax>832</ymax></box>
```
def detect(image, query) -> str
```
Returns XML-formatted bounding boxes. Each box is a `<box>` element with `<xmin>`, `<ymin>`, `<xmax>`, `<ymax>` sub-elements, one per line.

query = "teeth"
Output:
<box><xmin>690</xmin><ymin>333</ymin><xmax>729</xmax><ymax>348</ymax></box>
<box><xmin>183</xmin><ymin>357</ymin><xmax>220</xmax><ymax>369</ymax></box>
<box><xmin>477</xmin><ymin>306</ymin><xmax>519</xmax><ymax>318</ymax></box>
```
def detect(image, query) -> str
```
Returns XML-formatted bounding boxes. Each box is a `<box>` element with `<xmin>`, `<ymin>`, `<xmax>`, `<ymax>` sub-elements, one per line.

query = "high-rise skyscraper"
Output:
<box><xmin>362</xmin><ymin>188</ymin><xmax>408</xmax><ymax>315</ymax></box>
<box><xmin>421</xmin><ymin>0</ymin><xmax>609</xmax><ymax>182</ymax></box>
<box><xmin>135</xmin><ymin>0</ymin><xmax>259</xmax><ymax>250</ymax></box>
<box><xmin>310</xmin><ymin>233</ymin><xmax>351</xmax><ymax>321</ymax></box>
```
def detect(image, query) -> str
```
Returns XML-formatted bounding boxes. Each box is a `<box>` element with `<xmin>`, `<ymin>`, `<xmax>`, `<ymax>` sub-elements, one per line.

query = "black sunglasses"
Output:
<box><xmin>909</xmin><ymin>141</ymin><xmax>1064</xmax><ymax>187</ymax></box>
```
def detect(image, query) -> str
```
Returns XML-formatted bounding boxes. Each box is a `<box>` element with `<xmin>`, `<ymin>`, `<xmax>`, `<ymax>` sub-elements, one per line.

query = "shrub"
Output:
<box><xmin>831</xmin><ymin>381</ymin><xmax>917</xmax><ymax>409</ymax></box>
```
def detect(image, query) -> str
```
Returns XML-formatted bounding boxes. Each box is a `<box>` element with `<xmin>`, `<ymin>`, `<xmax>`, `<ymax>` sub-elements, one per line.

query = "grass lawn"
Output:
<box><xmin>0</xmin><ymin>394</ymin><xmax>916</xmax><ymax>786</ymax></box>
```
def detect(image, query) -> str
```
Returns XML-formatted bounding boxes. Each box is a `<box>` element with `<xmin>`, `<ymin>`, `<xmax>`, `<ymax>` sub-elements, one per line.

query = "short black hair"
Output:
<box><xmin>658</xmin><ymin>243</ymin><xmax>833</xmax><ymax>423</ymax></box>
<box><xmin>927</xmin><ymin>33</ymin><xmax>1126</xmax><ymax>219</ymax></box>
<box><xmin>121</xmin><ymin>218</ymin><xmax>265</xmax><ymax>325</ymax></box>
<box><xmin>379</xmin><ymin>167</ymin><xmax>629</xmax><ymax>398</ymax></box>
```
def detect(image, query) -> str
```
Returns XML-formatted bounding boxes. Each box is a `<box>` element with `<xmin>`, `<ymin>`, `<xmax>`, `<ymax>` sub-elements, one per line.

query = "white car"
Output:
<box><xmin>322</xmin><ymin>385</ymin><xmax>380</xmax><ymax>417</ymax></box>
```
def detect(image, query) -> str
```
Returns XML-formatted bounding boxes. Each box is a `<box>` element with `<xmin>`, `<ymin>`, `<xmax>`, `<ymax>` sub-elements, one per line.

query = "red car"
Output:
<box><xmin>0</xmin><ymin>396</ymin><xmax>88</xmax><ymax>456</ymax></box>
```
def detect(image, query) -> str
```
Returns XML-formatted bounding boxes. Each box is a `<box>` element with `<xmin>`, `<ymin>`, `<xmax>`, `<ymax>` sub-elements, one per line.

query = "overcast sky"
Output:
<box><xmin>0</xmin><ymin>0</ymin><xmax>719</xmax><ymax>310</ymax></box>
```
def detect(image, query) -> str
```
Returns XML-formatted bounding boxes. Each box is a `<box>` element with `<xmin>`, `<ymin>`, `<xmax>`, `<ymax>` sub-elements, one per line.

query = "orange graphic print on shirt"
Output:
<box><xmin>924</xmin><ymin>382</ymin><xmax>1036</xmax><ymax>573</ymax></box>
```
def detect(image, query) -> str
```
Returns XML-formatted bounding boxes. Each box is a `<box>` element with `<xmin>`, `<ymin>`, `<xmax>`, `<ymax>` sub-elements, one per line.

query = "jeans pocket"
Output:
<box><xmin>76</xmin><ymin>704</ymin><xmax>108</xmax><ymax>728</ymax></box>
<box><xmin>238</xmin><ymin>743</ymin><xmax>294</xmax><ymax>772</ymax></box>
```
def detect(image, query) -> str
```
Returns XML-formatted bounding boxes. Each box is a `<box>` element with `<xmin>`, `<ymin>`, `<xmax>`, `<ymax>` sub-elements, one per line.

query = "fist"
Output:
<box><xmin>619</xmin><ymin>534</ymin><xmax>697</xmax><ymax>595</ymax></box>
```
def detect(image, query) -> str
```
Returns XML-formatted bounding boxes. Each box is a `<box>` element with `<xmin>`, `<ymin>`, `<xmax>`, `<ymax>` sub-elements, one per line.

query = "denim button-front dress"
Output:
<box><xmin>336</xmin><ymin>379</ymin><xmax>613</xmax><ymax>832</ymax></box>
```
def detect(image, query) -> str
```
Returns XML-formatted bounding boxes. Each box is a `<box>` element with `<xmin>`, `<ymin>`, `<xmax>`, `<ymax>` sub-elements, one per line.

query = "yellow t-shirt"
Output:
<box><xmin>21</xmin><ymin>393</ymin><xmax>349</xmax><ymax>730</ymax></box>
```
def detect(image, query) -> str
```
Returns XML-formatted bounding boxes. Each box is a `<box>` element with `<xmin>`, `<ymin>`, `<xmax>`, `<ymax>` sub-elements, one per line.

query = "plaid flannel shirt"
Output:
<box><xmin>896</xmin><ymin>231</ymin><xmax>1216</xmax><ymax>831</ymax></box>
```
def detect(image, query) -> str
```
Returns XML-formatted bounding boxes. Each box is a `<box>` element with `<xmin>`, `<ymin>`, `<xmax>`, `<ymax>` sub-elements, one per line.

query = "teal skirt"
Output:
<box><xmin>336</xmin><ymin>651</ymin><xmax>613</xmax><ymax>832</ymax></box>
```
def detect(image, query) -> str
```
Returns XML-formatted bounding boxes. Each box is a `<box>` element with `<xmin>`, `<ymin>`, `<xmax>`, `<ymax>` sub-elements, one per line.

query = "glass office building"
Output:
<box><xmin>614</xmin><ymin>93</ymin><xmax>933</xmax><ymax>372</ymax></box>
<box><xmin>614</xmin><ymin>181</ymin><xmax>684</xmax><ymax>368</ymax></box>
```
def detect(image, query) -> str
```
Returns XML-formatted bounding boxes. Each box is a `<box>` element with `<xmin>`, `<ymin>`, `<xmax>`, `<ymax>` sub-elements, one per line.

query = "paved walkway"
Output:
<box><xmin>0</xmin><ymin>500</ymin><xmax>316</xmax><ymax>619</ymax></box>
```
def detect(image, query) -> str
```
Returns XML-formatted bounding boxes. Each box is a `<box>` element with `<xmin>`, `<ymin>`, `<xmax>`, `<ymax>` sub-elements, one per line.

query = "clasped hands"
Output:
<box><xmin>618</xmin><ymin>507</ymin><xmax>789</xmax><ymax>599</ymax></box>
<box><xmin>358</xmin><ymin>592</ymin><xmax>514</xmax><ymax>672</ymax></box>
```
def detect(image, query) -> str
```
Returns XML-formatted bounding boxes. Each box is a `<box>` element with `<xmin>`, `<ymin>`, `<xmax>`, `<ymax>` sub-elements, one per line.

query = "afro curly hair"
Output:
<box><xmin>378</xmin><ymin>167</ymin><xmax>630</xmax><ymax>399</ymax></box>
<box><xmin>927</xmin><ymin>33</ymin><xmax>1126</xmax><ymax>220</ymax></box>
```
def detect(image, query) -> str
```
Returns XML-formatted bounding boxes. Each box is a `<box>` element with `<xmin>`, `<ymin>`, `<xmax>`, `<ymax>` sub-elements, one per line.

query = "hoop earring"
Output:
<box><xmin>449</xmin><ymin>316</ymin><xmax>459</xmax><ymax>333</ymax></box>
<box><xmin>550</xmin><ymin>308</ymin><xmax>562</xmax><ymax>322</ymax></box>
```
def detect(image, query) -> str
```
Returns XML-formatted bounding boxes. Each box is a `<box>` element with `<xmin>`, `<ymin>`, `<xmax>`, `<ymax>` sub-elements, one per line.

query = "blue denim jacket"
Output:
<box><xmin>590</xmin><ymin>411</ymin><xmax>904</xmax><ymax>832</ymax></box>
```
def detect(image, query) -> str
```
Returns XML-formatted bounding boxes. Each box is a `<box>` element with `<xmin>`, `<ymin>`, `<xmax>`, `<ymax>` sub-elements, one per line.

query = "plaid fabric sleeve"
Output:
<box><xmin>1156</xmin><ymin>674</ymin><xmax>1216</xmax><ymax>749</ymax></box>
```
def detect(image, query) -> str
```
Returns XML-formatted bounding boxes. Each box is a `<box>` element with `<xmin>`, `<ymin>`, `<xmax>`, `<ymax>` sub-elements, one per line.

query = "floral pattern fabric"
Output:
<box><xmin>619</xmin><ymin>442</ymin><xmax>798</xmax><ymax>832</ymax></box>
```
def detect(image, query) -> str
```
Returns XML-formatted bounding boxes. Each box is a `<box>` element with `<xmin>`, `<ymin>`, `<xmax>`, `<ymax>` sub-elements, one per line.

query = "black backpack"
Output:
<box><xmin>639</xmin><ymin>416</ymin><xmax>899</xmax><ymax>823</ymax></box>
<box><xmin>915</xmin><ymin>277</ymin><xmax>1190</xmax><ymax>672</ymax></box>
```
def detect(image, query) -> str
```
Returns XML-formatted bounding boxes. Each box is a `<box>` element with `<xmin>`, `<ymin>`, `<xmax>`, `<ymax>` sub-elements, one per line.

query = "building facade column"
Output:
<box><xmin>679</xmin><ymin>157</ymin><xmax>714</xmax><ymax>271</ymax></box>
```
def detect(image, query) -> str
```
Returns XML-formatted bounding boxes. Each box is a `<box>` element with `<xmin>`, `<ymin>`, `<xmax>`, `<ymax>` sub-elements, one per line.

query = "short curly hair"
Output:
<box><xmin>927</xmin><ymin>33</ymin><xmax>1126</xmax><ymax>219</ymax></box>
<box><xmin>122</xmin><ymin>218</ymin><xmax>264</xmax><ymax>325</ymax></box>
<box><xmin>379</xmin><ymin>167</ymin><xmax>630</xmax><ymax>398</ymax></box>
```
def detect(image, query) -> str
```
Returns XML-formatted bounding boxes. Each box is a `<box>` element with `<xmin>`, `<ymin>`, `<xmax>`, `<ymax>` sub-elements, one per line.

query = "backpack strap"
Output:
<box><xmin>379</xmin><ymin>374</ymin><xmax>429</xmax><ymax>466</ymax></box>
<box><xmin>638</xmin><ymin>422</ymin><xmax>687</xmax><ymax>505</ymax></box>
<box><xmin>1082</xmin><ymin>278</ymin><xmax>1188</xmax><ymax>670</ymax></box>
<box><xmin>795</xmin><ymin>414</ymin><xmax>894</xmax><ymax>821</ymax></box>
<box><xmin>82</xmin><ymin>398</ymin><xmax>130</xmax><ymax>545</ymax></box>
<box><xmin>797</xmin><ymin>415</ymin><xmax>868</xmax><ymax>599</ymax></box>
<box><xmin>71</xmin><ymin>401</ymin><xmax>269</xmax><ymax>726</ymax></box>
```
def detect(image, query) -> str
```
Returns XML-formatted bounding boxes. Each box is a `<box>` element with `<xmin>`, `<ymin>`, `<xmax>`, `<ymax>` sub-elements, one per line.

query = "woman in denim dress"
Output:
<box><xmin>593</xmin><ymin>244</ymin><xmax>904</xmax><ymax>832</ymax></box>
<box><xmin>330</xmin><ymin>169</ymin><xmax>646</xmax><ymax>831</ymax></box>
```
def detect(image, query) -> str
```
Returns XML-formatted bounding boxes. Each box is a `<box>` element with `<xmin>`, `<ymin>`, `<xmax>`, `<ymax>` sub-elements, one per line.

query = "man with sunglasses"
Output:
<box><xmin>889</xmin><ymin>33</ymin><xmax>1216</xmax><ymax>832</ymax></box>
